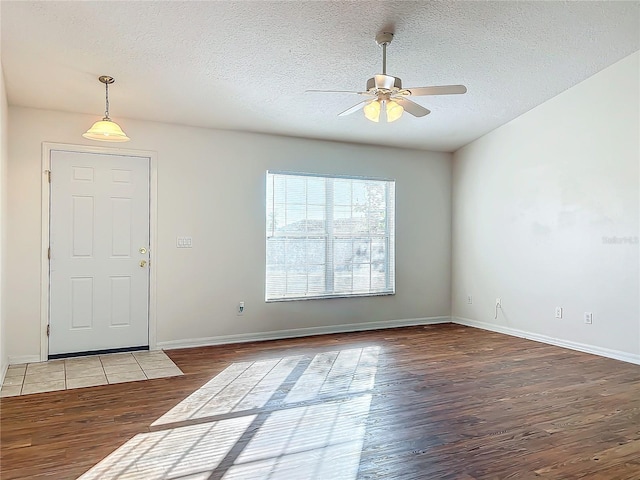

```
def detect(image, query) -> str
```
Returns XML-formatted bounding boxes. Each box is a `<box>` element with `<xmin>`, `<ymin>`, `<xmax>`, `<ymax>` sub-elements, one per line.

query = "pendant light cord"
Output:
<box><xmin>104</xmin><ymin>81</ymin><xmax>110</xmax><ymax>120</ymax></box>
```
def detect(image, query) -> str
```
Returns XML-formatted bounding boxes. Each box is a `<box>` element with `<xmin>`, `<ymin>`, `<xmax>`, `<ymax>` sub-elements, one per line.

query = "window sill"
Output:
<box><xmin>266</xmin><ymin>291</ymin><xmax>395</xmax><ymax>302</ymax></box>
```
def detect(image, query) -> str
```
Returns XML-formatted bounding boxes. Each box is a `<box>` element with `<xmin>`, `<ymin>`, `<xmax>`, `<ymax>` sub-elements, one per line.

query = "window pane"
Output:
<box><xmin>306</xmin><ymin>205</ymin><xmax>325</xmax><ymax>234</ymax></box>
<box><xmin>333</xmin><ymin>179</ymin><xmax>351</xmax><ymax>205</ymax></box>
<box><xmin>371</xmin><ymin>270</ymin><xmax>386</xmax><ymax>290</ymax></box>
<box><xmin>286</xmin><ymin>274</ymin><xmax>307</xmax><ymax>295</ymax></box>
<box><xmin>308</xmin><ymin>265</ymin><xmax>325</xmax><ymax>294</ymax></box>
<box><xmin>307</xmin><ymin>177</ymin><xmax>326</xmax><ymax>205</ymax></box>
<box><xmin>353</xmin><ymin>264</ymin><xmax>371</xmax><ymax>291</ymax></box>
<box><xmin>368</xmin><ymin>209</ymin><xmax>386</xmax><ymax>234</ymax></box>
<box><xmin>267</xmin><ymin>274</ymin><xmax>286</xmax><ymax>297</ymax></box>
<box><xmin>266</xmin><ymin>172</ymin><xmax>394</xmax><ymax>300</ymax></box>
<box><xmin>372</xmin><ymin>261</ymin><xmax>386</xmax><ymax>274</ymax></box>
<box><xmin>352</xmin><ymin>182</ymin><xmax>367</xmax><ymax>206</ymax></box>
<box><xmin>273</xmin><ymin>176</ymin><xmax>286</xmax><ymax>204</ymax></box>
<box><xmin>371</xmin><ymin>239</ymin><xmax>386</xmax><ymax>263</ymax></box>
<box><xmin>267</xmin><ymin>239</ymin><xmax>286</xmax><ymax>265</ymax></box>
<box><xmin>333</xmin><ymin>206</ymin><xmax>352</xmax><ymax>234</ymax></box>
<box><xmin>286</xmin><ymin>177</ymin><xmax>306</xmax><ymax>204</ymax></box>
<box><xmin>334</xmin><ymin>239</ymin><xmax>352</xmax><ymax>267</ymax></box>
<box><xmin>307</xmin><ymin>239</ymin><xmax>326</xmax><ymax>265</ymax></box>
<box><xmin>285</xmin><ymin>205</ymin><xmax>306</xmax><ymax>232</ymax></box>
<box><xmin>285</xmin><ymin>239</ymin><xmax>306</xmax><ymax>266</ymax></box>
<box><xmin>267</xmin><ymin>208</ymin><xmax>286</xmax><ymax>236</ymax></box>
<box><xmin>365</xmin><ymin>183</ymin><xmax>385</xmax><ymax>209</ymax></box>
<box><xmin>334</xmin><ymin>273</ymin><xmax>352</xmax><ymax>293</ymax></box>
<box><xmin>353</xmin><ymin>239</ymin><xmax>370</xmax><ymax>263</ymax></box>
<box><xmin>352</xmin><ymin>209</ymin><xmax>367</xmax><ymax>234</ymax></box>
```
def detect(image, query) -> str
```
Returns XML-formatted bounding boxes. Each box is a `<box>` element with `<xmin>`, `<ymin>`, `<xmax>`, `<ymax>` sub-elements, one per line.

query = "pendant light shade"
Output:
<box><xmin>83</xmin><ymin>76</ymin><xmax>130</xmax><ymax>142</ymax></box>
<box><xmin>83</xmin><ymin>119</ymin><xmax>130</xmax><ymax>142</ymax></box>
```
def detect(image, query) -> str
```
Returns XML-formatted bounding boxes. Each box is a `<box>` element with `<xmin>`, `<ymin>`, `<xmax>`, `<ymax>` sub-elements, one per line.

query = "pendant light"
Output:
<box><xmin>83</xmin><ymin>75</ymin><xmax>130</xmax><ymax>142</ymax></box>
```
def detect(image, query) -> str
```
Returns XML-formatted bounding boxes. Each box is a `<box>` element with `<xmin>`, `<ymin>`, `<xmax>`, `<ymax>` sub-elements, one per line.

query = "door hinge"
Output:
<box><xmin>46</xmin><ymin>325</ymin><xmax>50</xmax><ymax>337</ymax></box>
<box><xmin>48</xmin><ymin>247</ymin><xmax>51</xmax><ymax>260</ymax></box>
<box><xmin>46</xmin><ymin>170</ymin><xmax>51</xmax><ymax>183</ymax></box>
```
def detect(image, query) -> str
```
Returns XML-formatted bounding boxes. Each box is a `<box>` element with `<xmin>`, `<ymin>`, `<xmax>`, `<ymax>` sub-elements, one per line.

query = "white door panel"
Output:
<box><xmin>50</xmin><ymin>151</ymin><xmax>150</xmax><ymax>355</ymax></box>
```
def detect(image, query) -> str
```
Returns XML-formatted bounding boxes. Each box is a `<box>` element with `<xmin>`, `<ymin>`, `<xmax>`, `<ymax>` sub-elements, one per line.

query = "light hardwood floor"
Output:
<box><xmin>1</xmin><ymin>324</ymin><xmax>639</xmax><ymax>479</ymax></box>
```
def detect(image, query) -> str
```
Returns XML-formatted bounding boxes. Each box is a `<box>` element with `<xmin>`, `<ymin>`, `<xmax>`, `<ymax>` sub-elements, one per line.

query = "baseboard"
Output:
<box><xmin>8</xmin><ymin>355</ymin><xmax>41</xmax><ymax>365</ymax></box>
<box><xmin>158</xmin><ymin>316</ymin><xmax>451</xmax><ymax>350</ymax></box>
<box><xmin>453</xmin><ymin>316</ymin><xmax>640</xmax><ymax>366</ymax></box>
<box><xmin>0</xmin><ymin>361</ymin><xmax>8</xmax><ymax>386</ymax></box>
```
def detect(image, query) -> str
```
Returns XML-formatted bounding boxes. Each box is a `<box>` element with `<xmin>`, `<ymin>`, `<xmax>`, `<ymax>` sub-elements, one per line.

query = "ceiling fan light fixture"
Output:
<box><xmin>363</xmin><ymin>100</ymin><xmax>381</xmax><ymax>122</ymax></box>
<box><xmin>306</xmin><ymin>32</ymin><xmax>466</xmax><ymax>122</ymax></box>
<box><xmin>83</xmin><ymin>75</ymin><xmax>130</xmax><ymax>142</ymax></box>
<box><xmin>386</xmin><ymin>100</ymin><xmax>403</xmax><ymax>122</ymax></box>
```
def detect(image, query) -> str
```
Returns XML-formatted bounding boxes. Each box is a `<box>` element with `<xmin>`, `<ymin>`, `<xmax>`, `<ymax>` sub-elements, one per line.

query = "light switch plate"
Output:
<box><xmin>177</xmin><ymin>236</ymin><xmax>193</xmax><ymax>248</ymax></box>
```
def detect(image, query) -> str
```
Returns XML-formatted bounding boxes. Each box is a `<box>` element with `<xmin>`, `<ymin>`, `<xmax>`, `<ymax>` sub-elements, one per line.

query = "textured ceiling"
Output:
<box><xmin>2</xmin><ymin>1</ymin><xmax>638</xmax><ymax>152</ymax></box>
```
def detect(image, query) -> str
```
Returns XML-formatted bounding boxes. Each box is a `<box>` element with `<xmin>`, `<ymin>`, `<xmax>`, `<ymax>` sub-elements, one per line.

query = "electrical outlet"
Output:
<box><xmin>584</xmin><ymin>312</ymin><xmax>593</xmax><ymax>324</ymax></box>
<box><xmin>555</xmin><ymin>307</ymin><xmax>563</xmax><ymax>319</ymax></box>
<box><xmin>495</xmin><ymin>298</ymin><xmax>502</xmax><ymax>308</ymax></box>
<box><xmin>237</xmin><ymin>301</ymin><xmax>245</xmax><ymax>316</ymax></box>
<box><xmin>467</xmin><ymin>295</ymin><xmax>473</xmax><ymax>304</ymax></box>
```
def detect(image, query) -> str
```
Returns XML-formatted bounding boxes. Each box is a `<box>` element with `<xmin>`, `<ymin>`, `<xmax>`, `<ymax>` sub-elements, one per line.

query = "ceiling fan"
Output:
<box><xmin>307</xmin><ymin>32</ymin><xmax>467</xmax><ymax>123</ymax></box>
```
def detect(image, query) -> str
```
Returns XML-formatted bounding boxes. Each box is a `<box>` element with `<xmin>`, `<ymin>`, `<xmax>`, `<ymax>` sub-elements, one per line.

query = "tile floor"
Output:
<box><xmin>1</xmin><ymin>350</ymin><xmax>183</xmax><ymax>397</ymax></box>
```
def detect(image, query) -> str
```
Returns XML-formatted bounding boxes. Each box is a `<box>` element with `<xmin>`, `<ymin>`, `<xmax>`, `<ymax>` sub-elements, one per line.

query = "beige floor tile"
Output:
<box><xmin>135</xmin><ymin>358</ymin><xmax>177</xmax><ymax>370</ymax></box>
<box><xmin>65</xmin><ymin>366</ymin><xmax>106</xmax><ymax>379</ymax></box>
<box><xmin>2</xmin><ymin>376</ymin><xmax>24</xmax><ymax>387</ymax></box>
<box><xmin>106</xmin><ymin>370</ymin><xmax>147</xmax><ymax>384</ymax></box>
<box><xmin>26</xmin><ymin>361</ymin><xmax>65</xmax><ymax>374</ymax></box>
<box><xmin>5</xmin><ymin>369</ymin><xmax>26</xmax><ymax>379</ymax></box>
<box><xmin>66</xmin><ymin>375</ymin><xmax>108</xmax><ymax>389</ymax></box>
<box><xmin>65</xmin><ymin>356</ymin><xmax>102</xmax><ymax>368</ymax></box>
<box><xmin>21</xmin><ymin>379</ymin><xmax>66</xmax><ymax>395</ymax></box>
<box><xmin>0</xmin><ymin>385</ymin><xmax>22</xmax><ymax>397</ymax></box>
<box><xmin>25</xmin><ymin>370</ymin><xmax>66</xmax><ymax>384</ymax></box>
<box><xmin>103</xmin><ymin>363</ymin><xmax>144</xmax><ymax>375</ymax></box>
<box><xmin>7</xmin><ymin>364</ymin><xmax>27</xmax><ymax>375</ymax></box>
<box><xmin>131</xmin><ymin>350</ymin><xmax>164</xmax><ymax>357</ymax></box>
<box><xmin>143</xmin><ymin>366</ymin><xmax>183</xmax><ymax>379</ymax></box>
<box><xmin>65</xmin><ymin>360</ymin><xmax>102</xmax><ymax>370</ymax></box>
<box><xmin>100</xmin><ymin>353</ymin><xmax>138</xmax><ymax>366</ymax></box>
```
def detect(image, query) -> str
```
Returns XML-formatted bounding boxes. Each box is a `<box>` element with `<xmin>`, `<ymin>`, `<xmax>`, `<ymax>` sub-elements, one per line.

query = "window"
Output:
<box><xmin>266</xmin><ymin>171</ymin><xmax>395</xmax><ymax>301</ymax></box>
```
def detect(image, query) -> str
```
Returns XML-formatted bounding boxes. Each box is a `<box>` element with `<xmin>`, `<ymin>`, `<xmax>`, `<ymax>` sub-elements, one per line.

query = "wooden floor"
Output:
<box><xmin>1</xmin><ymin>324</ymin><xmax>639</xmax><ymax>479</ymax></box>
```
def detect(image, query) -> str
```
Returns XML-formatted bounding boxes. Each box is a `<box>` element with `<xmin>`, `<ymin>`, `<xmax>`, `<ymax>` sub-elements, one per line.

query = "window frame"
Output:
<box><xmin>265</xmin><ymin>171</ymin><xmax>396</xmax><ymax>302</ymax></box>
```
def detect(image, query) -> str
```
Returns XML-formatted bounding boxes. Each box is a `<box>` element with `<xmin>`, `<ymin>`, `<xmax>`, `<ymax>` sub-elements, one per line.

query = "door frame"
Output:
<box><xmin>40</xmin><ymin>142</ymin><xmax>158</xmax><ymax>361</ymax></box>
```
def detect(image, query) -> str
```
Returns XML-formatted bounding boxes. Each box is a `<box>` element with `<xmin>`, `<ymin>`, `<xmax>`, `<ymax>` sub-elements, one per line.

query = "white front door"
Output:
<box><xmin>49</xmin><ymin>150</ymin><xmax>150</xmax><ymax>355</ymax></box>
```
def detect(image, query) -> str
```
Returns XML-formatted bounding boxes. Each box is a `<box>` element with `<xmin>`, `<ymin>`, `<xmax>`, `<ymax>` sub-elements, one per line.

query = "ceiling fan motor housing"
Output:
<box><xmin>367</xmin><ymin>74</ymin><xmax>402</xmax><ymax>92</ymax></box>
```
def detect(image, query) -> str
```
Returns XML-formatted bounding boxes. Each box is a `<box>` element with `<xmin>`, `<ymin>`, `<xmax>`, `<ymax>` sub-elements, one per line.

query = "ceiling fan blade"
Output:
<box><xmin>394</xmin><ymin>97</ymin><xmax>431</xmax><ymax>117</ymax></box>
<box><xmin>404</xmin><ymin>85</ymin><xmax>467</xmax><ymax>96</ymax></box>
<box><xmin>306</xmin><ymin>89</ymin><xmax>371</xmax><ymax>95</ymax></box>
<box><xmin>338</xmin><ymin>99</ymin><xmax>371</xmax><ymax>117</ymax></box>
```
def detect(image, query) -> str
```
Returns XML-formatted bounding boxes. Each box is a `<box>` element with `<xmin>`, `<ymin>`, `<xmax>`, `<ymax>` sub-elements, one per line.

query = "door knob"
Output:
<box><xmin>139</xmin><ymin>260</ymin><xmax>147</xmax><ymax>268</ymax></box>
<box><xmin>139</xmin><ymin>247</ymin><xmax>147</xmax><ymax>254</ymax></box>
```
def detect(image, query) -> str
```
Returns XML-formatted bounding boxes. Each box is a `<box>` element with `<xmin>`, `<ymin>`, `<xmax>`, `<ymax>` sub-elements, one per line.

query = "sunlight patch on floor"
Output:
<box><xmin>78</xmin><ymin>346</ymin><xmax>381</xmax><ymax>480</ymax></box>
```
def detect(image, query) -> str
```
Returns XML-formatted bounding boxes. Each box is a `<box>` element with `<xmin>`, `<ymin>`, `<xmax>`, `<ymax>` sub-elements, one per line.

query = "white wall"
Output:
<box><xmin>7</xmin><ymin>107</ymin><xmax>452</xmax><ymax>360</ymax></box>
<box><xmin>452</xmin><ymin>52</ymin><xmax>640</xmax><ymax>361</ymax></box>
<box><xmin>0</xmin><ymin>63</ymin><xmax>8</xmax><ymax>376</ymax></box>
